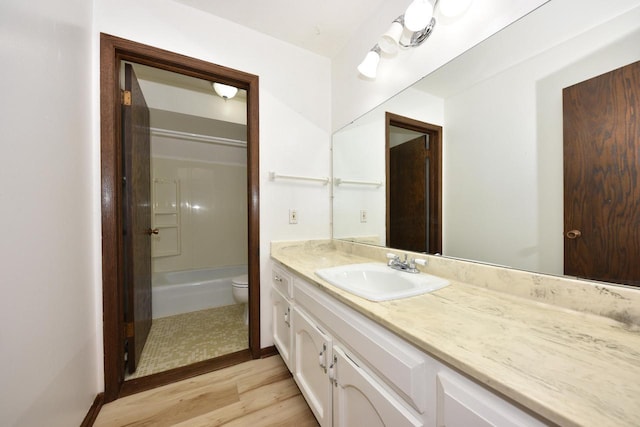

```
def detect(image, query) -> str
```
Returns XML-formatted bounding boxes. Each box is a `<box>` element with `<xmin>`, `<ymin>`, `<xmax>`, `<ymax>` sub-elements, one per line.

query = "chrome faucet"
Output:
<box><xmin>386</xmin><ymin>253</ymin><xmax>426</xmax><ymax>274</ymax></box>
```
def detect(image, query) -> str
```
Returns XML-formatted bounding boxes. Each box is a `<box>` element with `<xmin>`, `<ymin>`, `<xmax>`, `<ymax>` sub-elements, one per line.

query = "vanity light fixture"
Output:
<box><xmin>212</xmin><ymin>82</ymin><xmax>238</xmax><ymax>100</ymax></box>
<box><xmin>360</xmin><ymin>0</ymin><xmax>466</xmax><ymax>79</ymax></box>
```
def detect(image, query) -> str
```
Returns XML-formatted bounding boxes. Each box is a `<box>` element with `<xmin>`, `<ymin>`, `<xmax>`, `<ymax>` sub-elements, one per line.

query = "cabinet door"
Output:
<box><xmin>333</xmin><ymin>345</ymin><xmax>423</xmax><ymax>427</ymax></box>
<box><xmin>292</xmin><ymin>306</ymin><xmax>333</xmax><ymax>426</ymax></box>
<box><xmin>272</xmin><ymin>287</ymin><xmax>293</xmax><ymax>370</ymax></box>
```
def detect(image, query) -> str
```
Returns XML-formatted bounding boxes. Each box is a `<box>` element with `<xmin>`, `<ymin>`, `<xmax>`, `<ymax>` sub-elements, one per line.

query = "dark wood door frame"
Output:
<box><xmin>385</xmin><ymin>112</ymin><xmax>442</xmax><ymax>253</ymax></box>
<box><xmin>100</xmin><ymin>33</ymin><xmax>261</xmax><ymax>402</ymax></box>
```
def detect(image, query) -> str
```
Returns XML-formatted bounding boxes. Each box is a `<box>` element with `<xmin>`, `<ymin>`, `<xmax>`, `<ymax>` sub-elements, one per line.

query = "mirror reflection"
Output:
<box><xmin>386</xmin><ymin>113</ymin><xmax>442</xmax><ymax>254</ymax></box>
<box><xmin>332</xmin><ymin>0</ymin><xmax>640</xmax><ymax>285</ymax></box>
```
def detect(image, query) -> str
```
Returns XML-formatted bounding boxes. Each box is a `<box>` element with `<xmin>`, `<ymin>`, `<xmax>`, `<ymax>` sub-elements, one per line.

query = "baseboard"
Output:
<box><xmin>80</xmin><ymin>393</ymin><xmax>104</xmax><ymax>427</ymax></box>
<box><xmin>106</xmin><ymin>347</ymin><xmax>280</xmax><ymax>403</ymax></box>
<box><xmin>120</xmin><ymin>349</ymin><xmax>253</xmax><ymax>398</ymax></box>
<box><xmin>260</xmin><ymin>345</ymin><xmax>278</xmax><ymax>358</ymax></box>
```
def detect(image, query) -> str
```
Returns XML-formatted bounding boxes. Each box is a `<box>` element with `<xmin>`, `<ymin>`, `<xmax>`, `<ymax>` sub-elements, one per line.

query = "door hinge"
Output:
<box><xmin>121</xmin><ymin>90</ymin><xmax>132</xmax><ymax>106</ymax></box>
<box><xmin>125</xmin><ymin>322</ymin><xmax>134</xmax><ymax>338</ymax></box>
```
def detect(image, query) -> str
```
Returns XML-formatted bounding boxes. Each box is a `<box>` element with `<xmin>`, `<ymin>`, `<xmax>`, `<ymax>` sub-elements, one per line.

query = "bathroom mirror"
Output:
<box><xmin>332</xmin><ymin>0</ymin><xmax>640</xmax><ymax>281</ymax></box>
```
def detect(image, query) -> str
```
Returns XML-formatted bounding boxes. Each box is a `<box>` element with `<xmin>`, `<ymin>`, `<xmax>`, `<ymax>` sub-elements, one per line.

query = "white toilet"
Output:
<box><xmin>232</xmin><ymin>274</ymin><xmax>249</xmax><ymax>325</ymax></box>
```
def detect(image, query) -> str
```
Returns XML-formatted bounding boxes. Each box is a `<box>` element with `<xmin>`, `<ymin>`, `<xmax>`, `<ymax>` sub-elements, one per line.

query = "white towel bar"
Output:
<box><xmin>269</xmin><ymin>171</ymin><xmax>330</xmax><ymax>185</ymax></box>
<box><xmin>334</xmin><ymin>177</ymin><xmax>382</xmax><ymax>187</ymax></box>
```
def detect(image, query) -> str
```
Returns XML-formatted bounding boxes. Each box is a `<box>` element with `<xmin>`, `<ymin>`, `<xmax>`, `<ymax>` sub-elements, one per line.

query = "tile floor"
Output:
<box><xmin>126</xmin><ymin>303</ymin><xmax>248</xmax><ymax>379</ymax></box>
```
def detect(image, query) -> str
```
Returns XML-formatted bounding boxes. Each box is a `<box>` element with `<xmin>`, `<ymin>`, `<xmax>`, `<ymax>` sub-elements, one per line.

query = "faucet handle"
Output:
<box><xmin>386</xmin><ymin>253</ymin><xmax>398</xmax><ymax>260</ymax></box>
<box><xmin>414</xmin><ymin>258</ymin><xmax>427</xmax><ymax>266</ymax></box>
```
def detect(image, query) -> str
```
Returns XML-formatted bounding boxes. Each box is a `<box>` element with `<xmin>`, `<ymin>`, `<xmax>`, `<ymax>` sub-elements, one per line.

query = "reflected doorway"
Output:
<box><xmin>386</xmin><ymin>112</ymin><xmax>442</xmax><ymax>254</ymax></box>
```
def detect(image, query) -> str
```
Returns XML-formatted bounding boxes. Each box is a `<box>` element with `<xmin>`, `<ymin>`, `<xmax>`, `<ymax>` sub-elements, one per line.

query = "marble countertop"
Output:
<box><xmin>271</xmin><ymin>240</ymin><xmax>640</xmax><ymax>427</ymax></box>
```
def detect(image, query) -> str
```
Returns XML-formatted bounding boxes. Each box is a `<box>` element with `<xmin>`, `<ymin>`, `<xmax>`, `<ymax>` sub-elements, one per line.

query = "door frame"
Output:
<box><xmin>100</xmin><ymin>33</ymin><xmax>261</xmax><ymax>402</ymax></box>
<box><xmin>385</xmin><ymin>112</ymin><xmax>442</xmax><ymax>253</ymax></box>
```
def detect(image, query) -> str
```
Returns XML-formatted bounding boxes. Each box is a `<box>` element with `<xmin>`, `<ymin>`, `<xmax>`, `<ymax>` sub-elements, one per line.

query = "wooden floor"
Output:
<box><xmin>94</xmin><ymin>355</ymin><xmax>319</xmax><ymax>426</ymax></box>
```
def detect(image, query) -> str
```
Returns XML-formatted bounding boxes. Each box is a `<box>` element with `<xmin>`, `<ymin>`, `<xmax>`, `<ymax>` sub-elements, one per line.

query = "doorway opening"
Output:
<box><xmin>121</xmin><ymin>62</ymin><xmax>251</xmax><ymax>380</ymax></box>
<box><xmin>100</xmin><ymin>34</ymin><xmax>261</xmax><ymax>402</ymax></box>
<box><xmin>385</xmin><ymin>112</ymin><xmax>442</xmax><ymax>254</ymax></box>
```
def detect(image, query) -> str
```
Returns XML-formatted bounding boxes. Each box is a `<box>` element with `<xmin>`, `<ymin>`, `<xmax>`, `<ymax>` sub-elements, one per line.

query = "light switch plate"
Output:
<box><xmin>289</xmin><ymin>209</ymin><xmax>298</xmax><ymax>224</ymax></box>
<box><xmin>360</xmin><ymin>210</ymin><xmax>368</xmax><ymax>223</ymax></box>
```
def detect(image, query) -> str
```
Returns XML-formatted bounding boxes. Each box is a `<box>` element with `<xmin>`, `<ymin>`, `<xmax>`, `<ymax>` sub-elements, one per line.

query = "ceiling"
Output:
<box><xmin>172</xmin><ymin>0</ymin><xmax>390</xmax><ymax>58</ymax></box>
<box><xmin>131</xmin><ymin>62</ymin><xmax>246</xmax><ymax>98</ymax></box>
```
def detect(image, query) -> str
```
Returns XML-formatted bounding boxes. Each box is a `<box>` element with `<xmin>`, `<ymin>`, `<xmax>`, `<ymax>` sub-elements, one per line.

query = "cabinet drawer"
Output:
<box><xmin>436</xmin><ymin>370</ymin><xmax>546</xmax><ymax>427</ymax></box>
<box><xmin>293</xmin><ymin>276</ymin><xmax>431</xmax><ymax>414</ymax></box>
<box><xmin>272</xmin><ymin>262</ymin><xmax>292</xmax><ymax>298</ymax></box>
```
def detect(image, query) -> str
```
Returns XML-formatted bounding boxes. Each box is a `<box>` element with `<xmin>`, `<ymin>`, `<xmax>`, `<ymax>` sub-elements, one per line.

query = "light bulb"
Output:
<box><xmin>404</xmin><ymin>0</ymin><xmax>434</xmax><ymax>32</ymax></box>
<box><xmin>357</xmin><ymin>48</ymin><xmax>381</xmax><ymax>79</ymax></box>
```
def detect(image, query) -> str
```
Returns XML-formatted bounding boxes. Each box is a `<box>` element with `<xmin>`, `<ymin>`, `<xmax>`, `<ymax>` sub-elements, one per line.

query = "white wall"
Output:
<box><xmin>94</xmin><ymin>0</ymin><xmax>332</xmax><ymax>349</ymax></box>
<box><xmin>331</xmin><ymin>0</ymin><xmax>548</xmax><ymax>131</ymax></box>
<box><xmin>0</xmin><ymin>1</ymin><xmax>99</xmax><ymax>426</ymax></box>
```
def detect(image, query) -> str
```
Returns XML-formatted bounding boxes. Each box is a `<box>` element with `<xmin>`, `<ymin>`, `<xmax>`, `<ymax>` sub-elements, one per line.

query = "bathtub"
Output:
<box><xmin>152</xmin><ymin>265</ymin><xmax>247</xmax><ymax>319</ymax></box>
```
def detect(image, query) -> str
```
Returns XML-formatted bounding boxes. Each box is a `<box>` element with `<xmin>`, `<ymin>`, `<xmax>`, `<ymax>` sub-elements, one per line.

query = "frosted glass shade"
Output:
<box><xmin>357</xmin><ymin>50</ymin><xmax>381</xmax><ymax>79</ymax></box>
<box><xmin>404</xmin><ymin>0</ymin><xmax>434</xmax><ymax>32</ymax></box>
<box><xmin>379</xmin><ymin>21</ymin><xmax>403</xmax><ymax>54</ymax></box>
<box><xmin>212</xmin><ymin>82</ymin><xmax>238</xmax><ymax>99</ymax></box>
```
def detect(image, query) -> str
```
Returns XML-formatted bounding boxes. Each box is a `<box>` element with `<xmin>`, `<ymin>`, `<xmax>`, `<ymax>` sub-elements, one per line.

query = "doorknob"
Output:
<box><xmin>566</xmin><ymin>229</ymin><xmax>582</xmax><ymax>239</ymax></box>
<box><xmin>147</xmin><ymin>228</ymin><xmax>159</xmax><ymax>235</ymax></box>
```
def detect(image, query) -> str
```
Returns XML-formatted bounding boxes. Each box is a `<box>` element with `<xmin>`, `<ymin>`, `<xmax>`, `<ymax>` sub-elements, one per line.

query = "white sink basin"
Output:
<box><xmin>315</xmin><ymin>262</ymin><xmax>449</xmax><ymax>301</ymax></box>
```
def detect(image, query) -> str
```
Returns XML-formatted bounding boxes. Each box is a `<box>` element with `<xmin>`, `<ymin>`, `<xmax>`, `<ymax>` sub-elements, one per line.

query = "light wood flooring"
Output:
<box><xmin>94</xmin><ymin>355</ymin><xmax>319</xmax><ymax>427</ymax></box>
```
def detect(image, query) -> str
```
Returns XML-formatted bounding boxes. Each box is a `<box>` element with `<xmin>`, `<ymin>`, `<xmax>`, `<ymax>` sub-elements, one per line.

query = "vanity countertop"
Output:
<box><xmin>271</xmin><ymin>240</ymin><xmax>640</xmax><ymax>427</ymax></box>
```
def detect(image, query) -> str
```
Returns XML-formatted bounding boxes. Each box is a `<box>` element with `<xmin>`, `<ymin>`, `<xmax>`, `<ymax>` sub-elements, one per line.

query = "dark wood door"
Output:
<box><xmin>563</xmin><ymin>60</ymin><xmax>640</xmax><ymax>286</ymax></box>
<box><xmin>122</xmin><ymin>63</ymin><xmax>152</xmax><ymax>373</ymax></box>
<box><xmin>389</xmin><ymin>136</ymin><xmax>429</xmax><ymax>252</ymax></box>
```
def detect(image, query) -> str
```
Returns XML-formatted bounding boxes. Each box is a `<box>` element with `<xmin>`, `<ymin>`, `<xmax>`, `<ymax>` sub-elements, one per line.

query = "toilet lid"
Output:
<box><xmin>232</xmin><ymin>274</ymin><xmax>249</xmax><ymax>287</ymax></box>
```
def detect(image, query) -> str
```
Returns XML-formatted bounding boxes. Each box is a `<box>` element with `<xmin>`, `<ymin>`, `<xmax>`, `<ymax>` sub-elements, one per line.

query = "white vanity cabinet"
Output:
<box><xmin>292</xmin><ymin>302</ymin><xmax>424</xmax><ymax>427</ymax></box>
<box><xmin>282</xmin><ymin>262</ymin><xmax>431</xmax><ymax>427</ymax></box>
<box><xmin>272</xmin><ymin>260</ymin><xmax>547</xmax><ymax>427</ymax></box>
<box><xmin>271</xmin><ymin>264</ymin><xmax>293</xmax><ymax>370</ymax></box>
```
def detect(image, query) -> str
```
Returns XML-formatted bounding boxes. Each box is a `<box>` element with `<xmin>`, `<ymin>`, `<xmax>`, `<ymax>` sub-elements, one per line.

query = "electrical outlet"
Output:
<box><xmin>360</xmin><ymin>210</ymin><xmax>368</xmax><ymax>223</ymax></box>
<box><xmin>289</xmin><ymin>209</ymin><xmax>298</xmax><ymax>224</ymax></box>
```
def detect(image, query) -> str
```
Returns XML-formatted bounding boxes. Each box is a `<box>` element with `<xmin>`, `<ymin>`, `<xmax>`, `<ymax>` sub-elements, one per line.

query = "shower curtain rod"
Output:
<box><xmin>150</xmin><ymin>127</ymin><xmax>247</xmax><ymax>148</ymax></box>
